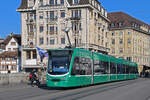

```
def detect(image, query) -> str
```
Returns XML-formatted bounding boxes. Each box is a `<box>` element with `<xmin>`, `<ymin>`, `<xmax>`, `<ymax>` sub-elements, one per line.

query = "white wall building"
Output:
<box><xmin>0</xmin><ymin>34</ymin><xmax>21</xmax><ymax>74</ymax></box>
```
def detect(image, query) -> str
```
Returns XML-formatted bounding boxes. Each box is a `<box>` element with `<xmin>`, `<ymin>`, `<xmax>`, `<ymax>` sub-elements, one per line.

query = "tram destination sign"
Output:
<box><xmin>50</xmin><ymin>50</ymin><xmax>71</xmax><ymax>56</ymax></box>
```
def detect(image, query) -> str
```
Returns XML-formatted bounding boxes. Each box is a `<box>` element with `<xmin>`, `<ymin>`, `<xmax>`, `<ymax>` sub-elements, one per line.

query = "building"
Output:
<box><xmin>108</xmin><ymin>12</ymin><xmax>150</xmax><ymax>73</ymax></box>
<box><xmin>0</xmin><ymin>38</ymin><xmax>5</xmax><ymax>54</ymax></box>
<box><xmin>0</xmin><ymin>34</ymin><xmax>21</xmax><ymax>74</ymax></box>
<box><xmin>17</xmin><ymin>0</ymin><xmax>110</xmax><ymax>72</ymax></box>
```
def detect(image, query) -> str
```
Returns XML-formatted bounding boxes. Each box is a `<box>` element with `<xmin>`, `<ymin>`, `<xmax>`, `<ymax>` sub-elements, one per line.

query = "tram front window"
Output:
<box><xmin>48</xmin><ymin>56</ymin><xmax>71</xmax><ymax>75</ymax></box>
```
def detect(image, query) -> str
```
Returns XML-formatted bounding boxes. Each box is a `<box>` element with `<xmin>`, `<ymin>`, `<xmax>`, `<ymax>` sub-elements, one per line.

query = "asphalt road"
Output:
<box><xmin>0</xmin><ymin>78</ymin><xmax>150</xmax><ymax>100</ymax></box>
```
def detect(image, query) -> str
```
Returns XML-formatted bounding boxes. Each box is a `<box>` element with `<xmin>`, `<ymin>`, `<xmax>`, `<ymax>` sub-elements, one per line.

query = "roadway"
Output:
<box><xmin>0</xmin><ymin>78</ymin><xmax>150</xmax><ymax>100</ymax></box>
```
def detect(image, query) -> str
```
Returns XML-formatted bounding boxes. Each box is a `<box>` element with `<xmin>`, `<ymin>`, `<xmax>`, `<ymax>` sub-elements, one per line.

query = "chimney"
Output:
<box><xmin>10</xmin><ymin>32</ymin><xmax>13</xmax><ymax>36</ymax></box>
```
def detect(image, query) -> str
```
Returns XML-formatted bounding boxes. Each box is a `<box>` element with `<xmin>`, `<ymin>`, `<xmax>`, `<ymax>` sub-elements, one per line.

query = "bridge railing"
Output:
<box><xmin>0</xmin><ymin>73</ymin><xmax>28</xmax><ymax>85</ymax></box>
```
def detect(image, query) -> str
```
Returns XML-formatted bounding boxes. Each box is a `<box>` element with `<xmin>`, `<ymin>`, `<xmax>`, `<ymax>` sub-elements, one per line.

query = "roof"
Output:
<box><xmin>0</xmin><ymin>38</ymin><xmax>4</xmax><ymax>43</ymax></box>
<box><xmin>0</xmin><ymin>38</ymin><xmax>5</xmax><ymax>50</ymax></box>
<box><xmin>68</xmin><ymin>0</ymin><xmax>90</xmax><ymax>5</ymax></box>
<box><xmin>18</xmin><ymin>0</ymin><xmax>101</xmax><ymax>9</ymax></box>
<box><xmin>3</xmin><ymin>34</ymin><xmax>21</xmax><ymax>46</ymax></box>
<box><xmin>18</xmin><ymin>0</ymin><xmax>90</xmax><ymax>9</ymax></box>
<box><xmin>0</xmin><ymin>42</ymin><xmax>5</xmax><ymax>50</ymax></box>
<box><xmin>108</xmin><ymin>12</ymin><xmax>150</xmax><ymax>29</ymax></box>
<box><xmin>0</xmin><ymin>51</ymin><xmax>18</xmax><ymax>57</ymax></box>
<box><xmin>17</xmin><ymin>0</ymin><xmax>28</xmax><ymax>9</ymax></box>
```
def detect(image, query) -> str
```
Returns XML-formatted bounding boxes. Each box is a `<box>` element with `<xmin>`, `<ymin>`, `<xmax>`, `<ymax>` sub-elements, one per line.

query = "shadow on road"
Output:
<box><xmin>37</xmin><ymin>84</ymin><xmax>88</xmax><ymax>91</ymax></box>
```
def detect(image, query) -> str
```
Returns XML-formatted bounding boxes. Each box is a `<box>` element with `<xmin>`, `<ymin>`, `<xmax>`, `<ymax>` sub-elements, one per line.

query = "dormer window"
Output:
<box><xmin>111</xmin><ymin>23</ymin><xmax>115</xmax><ymax>27</ymax></box>
<box><xmin>135</xmin><ymin>24</ymin><xmax>137</xmax><ymax>27</ymax></box>
<box><xmin>132</xmin><ymin>23</ymin><xmax>135</xmax><ymax>27</ymax></box>
<box><xmin>118</xmin><ymin>22</ymin><xmax>123</xmax><ymax>27</ymax></box>
<box><xmin>74</xmin><ymin>0</ymin><xmax>79</xmax><ymax>4</ymax></box>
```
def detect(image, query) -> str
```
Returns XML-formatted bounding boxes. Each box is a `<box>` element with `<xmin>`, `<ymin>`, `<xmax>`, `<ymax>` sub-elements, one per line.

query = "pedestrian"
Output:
<box><xmin>29</xmin><ymin>69</ymin><xmax>40</xmax><ymax>87</ymax></box>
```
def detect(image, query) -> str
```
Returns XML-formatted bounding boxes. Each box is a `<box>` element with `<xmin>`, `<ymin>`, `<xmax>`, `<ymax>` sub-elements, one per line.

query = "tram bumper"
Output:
<box><xmin>46</xmin><ymin>79</ymin><xmax>69</xmax><ymax>87</ymax></box>
<box><xmin>46</xmin><ymin>75</ymin><xmax>70</xmax><ymax>87</ymax></box>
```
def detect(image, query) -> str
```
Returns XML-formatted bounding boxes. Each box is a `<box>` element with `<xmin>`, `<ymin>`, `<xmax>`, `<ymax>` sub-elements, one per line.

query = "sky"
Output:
<box><xmin>0</xmin><ymin>0</ymin><xmax>150</xmax><ymax>38</ymax></box>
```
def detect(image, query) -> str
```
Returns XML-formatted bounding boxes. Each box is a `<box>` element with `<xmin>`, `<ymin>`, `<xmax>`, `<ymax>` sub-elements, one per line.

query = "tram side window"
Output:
<box><xmin>79</xmin><ymin>57</ymin><xmax>92</xmax><ymax>75</ymax></box>
<box><xmin>134</xmin><ymin>67</ymin><xmax>138</xmax><ymax>74</ymax></box>
<box><xmin>71</xmin><ymin>57</ymin><xmax>92</xmax><ymax>75</ymax></box>
<box><xmin>133</xmin><ymin>67</ymin><xmax>136</xmax><ymax>74</ymax></box>
<box><xmin>135</xmin><ymin>67</ymin><xmax>138</xmax><ymax>74</ymax></box>
<box><xmin>110</xmin><ymin>62</ymin><xmax>116</xmax><ymax>74</ymax></box>
<box><xmin>129</xmin><ymin>66</ymin><xmax>135</xmax><ymax>74</ymax></box>
<box><xmin>94</xmin><ymin>60</ymin><xmax>101</xmax><ymax>75</ymax></box>
<box><xmin>126</xmin><ymin>65</ymin><xmax>129</xmax><ymax>74</ymax></box>
<box><xmin>117</xmin><ymin>64</ymin><xmax>123</xmax><ymax>74</ymax></box>
<box><xmin>104</xmin><ymin>61</ymin><xmax>109</xmax><ymax>74</ymax></box>
<box><xmin>94</xmin><ymin>60</ymin><xmax>106</xmax><ymax>75</ymax></box>
<box><xmin>71</xmin><ymin>57</ymin><xmax>80</xmax><ymax>75</ymax></box>
<box><xmin>129</xmin><ymin>66</ymin><xmax>131</xmax><ymax>74</ymax></box>
<box><xmin>122</xmin><ymin>65</ymin><xmax>126</xmax><ymax>74</ymax></box>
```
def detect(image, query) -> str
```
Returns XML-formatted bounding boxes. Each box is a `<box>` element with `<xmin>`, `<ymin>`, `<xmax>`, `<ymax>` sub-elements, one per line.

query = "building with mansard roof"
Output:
<box><xmin>17</xmin><ymin>0</ymin><xmax>110</xmax><ymax>72</ymax></box>
<box><xmin>108</xmin><ymin>12</ymin><xmax>150</xmax><ymax>73</ymax></box>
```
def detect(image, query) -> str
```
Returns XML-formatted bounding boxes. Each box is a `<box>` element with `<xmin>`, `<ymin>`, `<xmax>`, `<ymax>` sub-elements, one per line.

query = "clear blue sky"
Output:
<box><xmin>0</xmin><ymin>0</ymin><xmax>150</xmax><ymax>38</ymax></box>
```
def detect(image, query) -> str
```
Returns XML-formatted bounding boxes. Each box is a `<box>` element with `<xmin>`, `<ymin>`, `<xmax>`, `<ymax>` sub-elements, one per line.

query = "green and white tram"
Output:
<box><xmin>47</xmin><ymin>48</ymin><xmax>138</xmax><ymax>87</ymax></box>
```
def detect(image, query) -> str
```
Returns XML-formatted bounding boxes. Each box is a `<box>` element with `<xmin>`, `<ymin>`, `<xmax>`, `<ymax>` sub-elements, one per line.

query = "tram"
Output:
<box><xmin>47</xmin><ymin>48</ymin><xmax>139</xmax><ymax>87</ymax></box>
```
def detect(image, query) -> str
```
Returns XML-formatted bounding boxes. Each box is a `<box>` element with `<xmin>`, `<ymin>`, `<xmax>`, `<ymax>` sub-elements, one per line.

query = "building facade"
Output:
<box><xmin>17</xmin><ymin>0</ymin><xmax>110</xmax><ymax>71</ymax></box>
<box><xmin>108</xmin><ymin>12</ymin><xmax>150</xmax><ymax>73</ymax></box>
<box><xmin>0</xmin><ymin>38</ymin><xmax>5</xmax><ymax>54</ymax></box>
<box><xmin>0</xmin><ymin>34</ymin><xmax>21</xmax><ymax>73</ymax></box>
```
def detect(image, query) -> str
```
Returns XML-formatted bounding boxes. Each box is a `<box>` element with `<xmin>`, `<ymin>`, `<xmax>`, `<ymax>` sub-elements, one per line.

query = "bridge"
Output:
<box><xmin>0</xmin><ymin>78</ymin><xmax>150</xmax><ymax>100</ymax></box>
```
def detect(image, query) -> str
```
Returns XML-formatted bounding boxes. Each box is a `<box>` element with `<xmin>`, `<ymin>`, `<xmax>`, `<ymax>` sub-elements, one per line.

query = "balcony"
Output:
<box><xmin>46</xmin><ymin>31</ymin><xmax>58</xmax><ymax>35</ymax></box>
<box><xmin>22</xmin><ymin>44</ymin><xmax>36</xmax><ymax>49</ymax></box>
<box><xmin>46</xmin><ymin>18</ymin><xmax>58</xmax><ymax>24</ymax></box>
<box><xmin>70</xmin><ymin>17</ymin><xmax>81</xmax><ymax>21</ymax></box>
<box><xmin>25</xmin><ymin>59</ymin><xmax>37</xmax><ymax>65</ymax></box>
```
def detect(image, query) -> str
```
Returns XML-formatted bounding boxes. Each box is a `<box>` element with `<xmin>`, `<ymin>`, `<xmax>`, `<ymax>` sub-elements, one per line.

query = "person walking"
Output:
<box><xmin>29</xmin><ymin>69</ymin><xmax>40</xmax><ymax>87</ymax></box>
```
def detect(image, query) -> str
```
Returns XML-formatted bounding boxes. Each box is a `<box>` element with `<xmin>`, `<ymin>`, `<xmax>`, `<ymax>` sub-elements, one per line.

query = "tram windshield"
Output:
<box><xmin>48</xmin><ymin>50</ymin><xmax>72</xmax><ymax>75</ymax></box>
